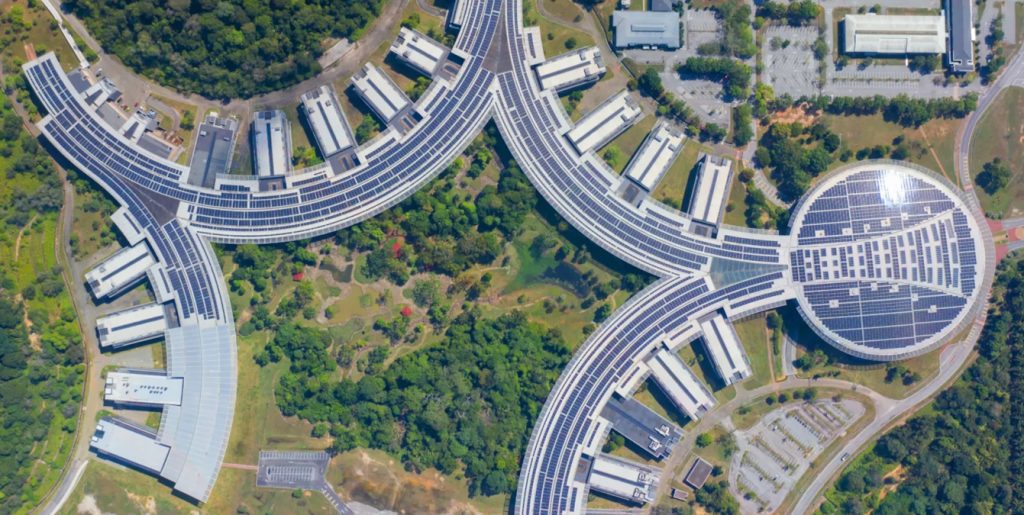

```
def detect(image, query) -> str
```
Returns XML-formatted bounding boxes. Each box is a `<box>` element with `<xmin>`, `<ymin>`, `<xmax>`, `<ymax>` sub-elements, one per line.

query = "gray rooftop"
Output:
<box><xmin>684</xmin><ymin>457</ymin><xmax>713</xmax><ymax>489</ymax></box>
<box><xmin>612</xmin><ymin>11</ymin><xmax>681</xmax><ymax>49</ymax></box>
<box><xmin>188</xmin><ymin>115</ymin><xmax>238</xmax><ymax>187</ymax></box>
<box><xmin>601</xmin><ymin>394</ymin><xmax>682</xmax><ymax>460</ymax></box>
<box><xmin>946</xmin><ymin>0</ymin><xmax>975</xmax><ymax>72</ymax></box>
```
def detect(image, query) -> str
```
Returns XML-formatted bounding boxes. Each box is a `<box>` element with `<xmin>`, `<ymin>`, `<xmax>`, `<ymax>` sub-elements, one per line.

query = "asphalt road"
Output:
<box><xmin>790</xmin><ymin>35</ymin><xmax>1024</xmax><ymax>514</ymax></box>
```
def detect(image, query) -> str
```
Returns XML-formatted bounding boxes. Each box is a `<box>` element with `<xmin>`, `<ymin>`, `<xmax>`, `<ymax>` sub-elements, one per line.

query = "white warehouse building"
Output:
<box><xmin>842</xmin><ymin>14</ymin><xmax>947</xmax><ymax>54</ymax></box>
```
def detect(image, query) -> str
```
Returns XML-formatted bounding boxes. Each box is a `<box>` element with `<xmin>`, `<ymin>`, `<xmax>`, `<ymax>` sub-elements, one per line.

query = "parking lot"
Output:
<box><xmin>763</xmin><ymin>26</ymin><xmax>820</xmax><ymax>97</ymax></box>
<box><xmin>729</xmin><ymin>399</ymin><xmax>866</xmax><ymax>512</ymax></box>
<box><xmin>256</xmin><ymin>450</ymin><xmax>330</xmax><ymax>490</ymax></box>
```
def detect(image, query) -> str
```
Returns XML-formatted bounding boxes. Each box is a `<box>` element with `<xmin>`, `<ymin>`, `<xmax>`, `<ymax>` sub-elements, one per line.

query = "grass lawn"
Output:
<box><xmin>721</xmin><ymin>173</ymin><xmax>750</xmax><ymax>227</ymax></box>
<box><xmin>968</xmin><ymin>86</ymin><xmax>1024</xmax><ymax>218</ymax></box>
<box><xmin>60</xmin><ymin>461</ymin><xmax>334</xmax><ymax>515</ymax></box>
<box><xmin>678</xmin><ymin>344</ymin><xmax>738</xmax><ymax>404</ymax></box>
<box><xmin>824</xmin><ymin>113</ymin><xmax>960</xmax><ymax>185</ymax></box>
<box><xmin>651</xmin><ymin>139</ymin><xmax>707</xmax><ymax>209</ymax></box>
<box><xmin>601</xmin><ymin>116</ymin><xmax>657</xmax><ymax>173</ymax></box>
<box><xmin>540</xmin><ymin>0</ymin><xmax>589</xmax><ymax>23</ymax></box>
<box><xmin>1</xmin><ymin>0</ymin><xmax>79</xmax><ymax>71</ymax></box>
<box><xmin>524</xmin><ymin>0</ymin><xmax>596</xmax><ymax>58</ymax></box>
<box><xmin>735</xmin><ymin>316</ymin><xmax>772</xmax><ymax>389</ymax></box>
<box><xmin>68</xmin><ymin>185</ymin><xmax>119</xmax><ymax>260</ymax></box>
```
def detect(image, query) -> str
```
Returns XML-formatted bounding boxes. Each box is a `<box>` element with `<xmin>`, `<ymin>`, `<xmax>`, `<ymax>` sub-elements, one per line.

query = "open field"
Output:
<box><xmin>326</xmin><ymin>448</ymin><xmax>507</xmax><ymax>514</ymax></box>
<box><xmin>524</xmin><ymin>0</ymin><xmax>596</xmax><ymax>58</ymax></box>
<box><xmin>968</xmin><ymin>86</ymin><xmax>1024</xmax><ymax>218</ymax></box>
<box><xmin>824</xmin><ymin>114</ymin><xmax>960</xmax><ymax>185</ymax></box>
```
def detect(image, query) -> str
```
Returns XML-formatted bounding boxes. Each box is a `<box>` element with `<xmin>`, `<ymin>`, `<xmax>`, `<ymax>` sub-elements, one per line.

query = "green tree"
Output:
<box><xmin>976</xmin><ymin>158</ymin><xmax>1011</xmax><ymax>194</ymax></box>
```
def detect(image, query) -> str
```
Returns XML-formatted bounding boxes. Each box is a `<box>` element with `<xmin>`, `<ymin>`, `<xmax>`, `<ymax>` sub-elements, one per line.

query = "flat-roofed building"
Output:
<box><xmin>390</xmin><ymin>27</ymin><xmax>448</xmax><ymax>76</ymax></box>
<box><xmin>647</xmin><ymin>347</ymin><xmax>716</xmax><ymax>421</ymax></box>
<box><xmin>105</xmin><ymin>369</ymin><xmax>183</xmax><ymax>407</ymax></box>
<box><xmin>651</xmin><ymin>0</ymin><xmax>678</xmax><ymax>11</ymax></box>
<box><xmin>447</xmin><ymin>0</ymin><xmax>469</xmax><ymax>31</ymax></box>
<box><xmin>600</xmin><ymin>395</ymin><xmax>682</xmax><ymax>460</ymax></box>
<box><xmin>945</xmin><ymin>0</ymin><xmax>976</xmax><ymax>72</ymax></box>
<box><xmin>588</xmin><ymin>453</ymin><xmax>661</xmax><ymax>504</ymax></box>
<box><xmin>188</xmin><ymin>114</ymin><xmax>238</xmax><ymax>188</ymax></box>
<box><xmin>91</xmin><ymin>417</ymin><xmax>170</xmax><ymax>475</ymax></box>
<box><xmin>83</xmin><ymin>77</ymin><xmax>120</xmax><ymax>108</ymax></box>
<box><xmin>300</xmin><ymin>86</ymin><xmax>355</xmax><ymax>159</ymax></box>
<box><xmin>251</xmin><ymin>110</ymin><xmax>292</xmax><ymax>177</ymax></box>
<box><xmin>85</xmin><ymin>244</ymin><xmax>156</xmax><ymax>300</ymax></box>
<box><xmin>842</xmin><ymin>14</ymin><xmax>947</xmax><ymax>54</ymax></box>
<box><xmin>684</xmin><ymin>457</ymin><xmax>713</xmax><ymax>489</ymax></box>
<box><xmin>351</xmin><ymin>64</ymin><xmax>412</xmax><ymax>124</ymax></box>
<box><xmin>699</xmin><ymin>313</ymin><xmax>752</xmax><ymax>385</ymax></box>
<box><xmin>624</xmin><ymin>122</ymin><xmax>683</xmax><ymax>192</ymax></box>
<box><xmin>687</xmin><ymin>153</ymin><xmax>732</xmax><ymax>234</ymax></box>
<box><xmin>567</xmin><ymin>90</ymin><xmax>642</xmax><ymax>155</ymax></box>
<box><xmin>612</xmin><ymin>11</ymin><xmax>681</xmax><ymax>49</ymax></box>
<box><xmin>96</xmin><ymin>303</ymin><xmax>168</xmax><ymax>349</ymax></box>
<box><xmin>534</xmin><ymin>47</ymin><xmax>606</xmax><ymax>93</ymax></box>
<box><xmin>523</xmin><ymin>26</ymin><xmax>545</xmax><ymax>63</ymax></box>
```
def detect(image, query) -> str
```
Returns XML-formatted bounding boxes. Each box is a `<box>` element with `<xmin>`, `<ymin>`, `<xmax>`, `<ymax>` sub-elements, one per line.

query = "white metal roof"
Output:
<box><xmin>589</xmin><ymin>453</ymin><xmax>659</xmax><ymax>503</ymax></box>
<box><xmin>390</xmin><ymin>27</ymin><xmax>447</xmax><ymax>76</ymax></box>
<box><xmin>351</xmin><ymin>64</ymin><xmax>411</xmax><ymax>122</ymax></box>
<box><xmin>251</xmin><ymin>110</ymin><xmax>291</xmax><ymax>177</ymax></box>
<box><xmin>96</xmin><ymin>303</ymin><xmax>168</xmax><ymax>348</ymax></box>
<box><xmin>158</xmin><ymin>323</ymin><xmax>236</xmax><ymax>502</ymax></box>
<box><xmin>624</xmin><ymin>121</ymin><xmax>683</xmax><ymax>191</ymax></box>
<box><xmin>567</xmin><ymin>90</ymin><xmax>642</xmax><ymax>155</ymax></box>
<box><xmin>843</xmin><ymin>14</ymin><xmax>947</xmax><ymax>54</ymax></box>
<box><xmin>300</xmin><ymin>86</ymin><xmax>355</xmax><ymax>158</ymax></box>
<box><xmin>447</xmin><ymin>0</ymin><xmax>470</xmax><ymax>30</ymax></box>
<box><xmin>85</xmin><ymin>244</ymin><xmax>156</xmax><ymax>299</ymax></box>
<box><xmin>92</xmin><ymin>418</ymin><xmax>170</xmax><ymax>474</ymax></box>
<box><xmin>647</xmin><ymin>347</ymin><xmax>715</xmax><ymax>420</ymax></box>
<box><xmin>105</xmin><ymin>370</ymin><xmax>183</xmax><ymax>406</ymax></box>
<box><xmin>687</xmin><ymin>154</ymin><xmax>732</xmax><ymax>226</ymax></box>
<box><xmin>699</xmin><ymin>314</ymin><xmax>751</xmax><ymax>385</ymax></box>
<box><xmin>534</xmin><ymin>47</ymin><xmax>606</xmax><ymax>92</ymax></box>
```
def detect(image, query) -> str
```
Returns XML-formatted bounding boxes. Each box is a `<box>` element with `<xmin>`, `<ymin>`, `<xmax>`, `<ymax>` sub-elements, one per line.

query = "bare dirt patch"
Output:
<box><xmin>75</xmin><ymin>495</ymin><xmax>101</xmax><ymax>515</ymax></box>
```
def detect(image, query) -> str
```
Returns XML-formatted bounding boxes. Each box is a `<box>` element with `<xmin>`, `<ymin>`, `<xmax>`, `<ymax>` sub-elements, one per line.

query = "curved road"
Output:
<box><xmin>792</xmin><ymin>38</ymin><xmax>1024</xmax><ymax>515</ymax></box>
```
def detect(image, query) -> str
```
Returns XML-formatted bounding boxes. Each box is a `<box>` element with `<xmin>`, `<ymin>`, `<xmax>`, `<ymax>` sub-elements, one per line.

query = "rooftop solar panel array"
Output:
<box><xmin>23</xmin><ymin>3</ymin><xmax>989</xmax><ymax>512</ymax></box>
<box><xmin>788</xmin><ymin>165</ymin><xmax>985</xmax><ymax>359</ymax></box>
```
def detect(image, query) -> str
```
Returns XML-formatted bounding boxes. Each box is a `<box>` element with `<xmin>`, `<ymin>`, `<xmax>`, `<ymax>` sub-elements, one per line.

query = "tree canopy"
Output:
<box><xmin>829</xmin><ymin>257</ymin><xmax>1024</xmax><ymax>513</ymax></box>
<box><xmin>64</xmin><ymin>0</ymin><xmax>383</xmax><ymax>98</ymax></box>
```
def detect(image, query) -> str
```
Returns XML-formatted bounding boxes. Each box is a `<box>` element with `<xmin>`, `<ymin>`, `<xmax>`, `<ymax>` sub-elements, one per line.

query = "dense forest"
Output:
<box><xmin>825</xmin><ymin>256</ymin><xmax>1024</xmax><ymax>513</ymax></box>
<box><xmin>270</xmin><ymin>309</ymin><xmax>570</xmax><ymax>497</ymax></box>
<box><xmin>63</xmin><ymin>0</ymin><xmax>383</xmax><ymax>98</ymax></box>
<box><xmin>0</xmin><ymin>97</ymin><xmax>84</xmax><ymax>511</ymax></box>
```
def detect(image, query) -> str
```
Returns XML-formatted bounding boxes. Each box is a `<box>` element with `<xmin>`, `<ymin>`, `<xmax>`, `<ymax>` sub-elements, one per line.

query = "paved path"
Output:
<box><xmin>792</xmin><ymin>329</ymin><xmax>983</xmax><ymax>513</ymax></box>
<box><xmin>752</xmin><ymin>168</ymin><xmax>791</xmax><ymax>208</ymax></box>
<box><xmin>653</xmin><ymin>376</ymin><xmax>892</xmax><ymax>505</ymax></box>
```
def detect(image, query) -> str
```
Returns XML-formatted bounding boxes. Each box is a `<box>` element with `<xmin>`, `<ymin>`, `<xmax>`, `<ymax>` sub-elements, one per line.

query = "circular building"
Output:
<box><xmin>788</xmin><ymin>162</ymin><xmax>987</xmax><ymax>361</ymax></box>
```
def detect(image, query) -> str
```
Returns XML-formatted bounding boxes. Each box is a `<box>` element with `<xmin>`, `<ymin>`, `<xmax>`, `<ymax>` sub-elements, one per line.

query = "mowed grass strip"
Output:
<box><xmin>969</xmin><ymin>86</ymin><xmax>1024</xmax><ymax>218</ymax></box>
